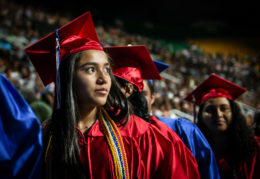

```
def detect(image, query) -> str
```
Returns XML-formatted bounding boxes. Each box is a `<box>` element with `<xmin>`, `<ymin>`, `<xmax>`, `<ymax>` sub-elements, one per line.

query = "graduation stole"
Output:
<box><xmin>98</xmin><ymin>107</ymin><xmax>130</xmax><ymax>179</ymax></box>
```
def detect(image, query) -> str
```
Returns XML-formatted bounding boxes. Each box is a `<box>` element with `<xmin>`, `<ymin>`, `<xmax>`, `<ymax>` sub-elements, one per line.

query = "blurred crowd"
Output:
<box><xmin>0</xmin><ymin>0</ymin><xmax>259</xmax><ymax>124</ymax></box>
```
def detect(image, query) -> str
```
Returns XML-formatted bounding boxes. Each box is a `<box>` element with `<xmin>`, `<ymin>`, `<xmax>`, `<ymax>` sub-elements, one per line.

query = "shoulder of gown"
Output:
<box><xmin>151</xmin><ymin>115</ymin><xmax>220</xmax><ymax>179</ymax></box>
<box><xmin>131</xmin><ymin>114</ymin><xmax>200</xmax><ymax>179</ymax></box>
<box><xmin>0</xmin><ymin>74</ymin><xmax>42</xmax><ymax>178</ymax></box>
<box><xmin>85</xmin><ymin>114</ymin><xmax>200</xmax><ymax>178</ymax></box>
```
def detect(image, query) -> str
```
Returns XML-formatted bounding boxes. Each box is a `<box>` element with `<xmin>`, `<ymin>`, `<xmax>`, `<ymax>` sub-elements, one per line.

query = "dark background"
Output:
<box><xmin>12</xmin><ymin>0</ymin><xmax>260</xmax><ymax>40</ymax></box>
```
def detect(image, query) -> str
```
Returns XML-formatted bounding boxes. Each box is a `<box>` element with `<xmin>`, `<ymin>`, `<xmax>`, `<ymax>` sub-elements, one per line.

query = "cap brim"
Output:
<box><xmin>104</xmin><ymin>45</ymin><xmax>161</xmax><ymax>80</ymax></box>
<box><xmin>185</xmin><ymin>73</ymin><xmax>247</xmax><ymax>105</ymax></box>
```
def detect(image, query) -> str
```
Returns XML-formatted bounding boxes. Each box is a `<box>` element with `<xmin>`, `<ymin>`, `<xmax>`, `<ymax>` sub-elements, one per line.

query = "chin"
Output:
<box><xmin>216</xmin><ymin>127</ymin><xmax>228</xmax><ymax>132</ymax></box>
<box><xmin>95</xmin><ymin>100</ymin><xmax>107</xmax><ymax>107</ymax></box>
<box><xmin>92</xmin><ymin>96</ymin><xmax>108</xmax><ymax>105</ymax></box>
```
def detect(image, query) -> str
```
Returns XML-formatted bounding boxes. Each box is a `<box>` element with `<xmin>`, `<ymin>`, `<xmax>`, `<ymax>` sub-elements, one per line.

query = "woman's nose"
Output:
<box><xmin>97</xmin><ymin>70</ymin><xmax>108</xmax><ymax>84</ymax></box>
<box><xmin>216</xmin><ymin>108</ymin><xmax>223</xmax><ymax>118</ymax></box>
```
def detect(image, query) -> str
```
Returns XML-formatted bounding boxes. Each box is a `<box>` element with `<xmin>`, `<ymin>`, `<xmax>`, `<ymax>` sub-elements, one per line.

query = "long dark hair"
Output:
<box><xmin>197</xmin><ymin>99</ymin><xmax>257</xmax><ymax>165</ymax></box>
<box><xmin>116</xmin><ymin>77</ymin><xmax>150</xmax><ymax>122</ymax></box>
<box><xmin>43</xmin><ymin>51</ymin><xmax>130</xmax><ymax>178</ymax></box>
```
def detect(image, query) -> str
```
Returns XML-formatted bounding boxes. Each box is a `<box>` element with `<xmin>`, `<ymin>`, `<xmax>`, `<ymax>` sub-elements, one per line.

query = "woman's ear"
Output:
<box><xmin>124</xmin><ymin>83</ymin><xmax>134</xmax><ymax>98</ymax></box>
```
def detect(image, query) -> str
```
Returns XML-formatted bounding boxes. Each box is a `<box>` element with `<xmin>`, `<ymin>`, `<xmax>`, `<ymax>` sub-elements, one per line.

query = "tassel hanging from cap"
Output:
<box><xmin>55</xmin><ymin>29</ymin><xmax>61</xmax><ymax>109</ymax></box>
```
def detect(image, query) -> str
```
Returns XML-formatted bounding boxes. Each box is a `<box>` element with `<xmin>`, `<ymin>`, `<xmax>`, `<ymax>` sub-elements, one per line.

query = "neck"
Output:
<box><xmin>78</xmin><ymin>106</ymin><xmax>99</xmax><ymax>133</ymax></box>
<box><xmin>211</xmin><ymin>132</ymin><xmax>229</xmax><ymax>155</ymax></box>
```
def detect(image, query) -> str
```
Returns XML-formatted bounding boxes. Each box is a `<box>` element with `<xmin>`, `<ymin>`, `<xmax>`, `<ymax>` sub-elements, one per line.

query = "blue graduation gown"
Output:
<box><xmin>0</xmin><ymin>74</ymin><xmax>42</xmax><ymax>178</ymax></box>
<box><xmin>156</xmin><ymin>116</ymin><xmax>220</xmax><ymax>179</ymax></box>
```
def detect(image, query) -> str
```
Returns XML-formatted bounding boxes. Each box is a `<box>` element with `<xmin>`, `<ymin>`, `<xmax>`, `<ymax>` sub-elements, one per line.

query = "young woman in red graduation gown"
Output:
<box><xmin>104</xmin><ymin>45</ymin><xmax>200</xmax><ymax>179</ymax></box>
<box><xmin>186</xmin><ymin>73</ymin><xmax>260</xmax><ymax>179</ymax></box>
<box><xmin>25</xmin><ymin>12</ymin><xmax>200</xmax><ymax>179</ymax></box>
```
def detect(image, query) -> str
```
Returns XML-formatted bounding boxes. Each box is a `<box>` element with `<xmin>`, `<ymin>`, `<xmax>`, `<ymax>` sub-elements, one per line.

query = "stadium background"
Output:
<box><xmin>0</xmin><ymin>0</ymin><xmax>259</xmax><ymax>123</ymax></box>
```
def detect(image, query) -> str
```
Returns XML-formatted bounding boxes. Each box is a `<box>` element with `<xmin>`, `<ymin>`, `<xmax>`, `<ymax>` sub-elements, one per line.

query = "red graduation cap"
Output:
<box><xmin>25</xmin><ymin>11</ymin><xmax>103</xmax><ymax>86</ymax></box>
<box><xmin>185</xmin><ymin>73</ymin><xmax>247</xmax><ymax>105</ymax></box>
<box><xmin>104</xmin><ymin>45</ymin><xmax>161</xmax><ymax>92</ymax></box>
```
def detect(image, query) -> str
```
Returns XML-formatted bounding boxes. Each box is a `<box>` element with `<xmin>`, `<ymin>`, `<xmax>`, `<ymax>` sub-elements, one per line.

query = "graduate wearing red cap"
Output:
<box><xmin>185</xmin><ymin>73</ymin><xmax>260</xmax><ymax>179</ymax></box>
<box><xmin>104</xmin><ymin>45</ymin><xmax>162</xmax><ymax>122</ymax></box>
<box><xmin>26</xmin><ymin>11</ymin><xmax>135</xmax><ymax>179</ymax></box>
<box><xmin>25</xmin><ymin>11</ymin><xmax>199</xmax><ymax>179</ymax></box>
<box><xmin>104</xmin><ymin>45</ymin><xmax>162</xmax><ymax>92</ymax></box>
<box><xmin>105</xmin><ymin>45</ymin><xmax>200</xmax><ymax>179</ymax></box>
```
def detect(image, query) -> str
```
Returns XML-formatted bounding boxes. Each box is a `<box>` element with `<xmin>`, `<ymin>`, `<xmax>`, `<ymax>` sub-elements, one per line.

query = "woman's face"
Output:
<box><xmin>201</xmin><ymin>97</ymin><xmax>232</xmax><ymax>133</ymax></box>
<box><xmin>75</xmin><ymin>50</ymin><xmax>111</xmax><ymax>108</ymax></box>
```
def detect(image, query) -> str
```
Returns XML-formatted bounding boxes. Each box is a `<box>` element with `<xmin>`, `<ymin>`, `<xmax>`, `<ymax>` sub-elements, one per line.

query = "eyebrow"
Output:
<box><xmin>206</xmin><ymin>103</ymin><xmax>230</xmax><ymax>107</ymax></box>
<box><xmin>79</xmin><ymin>62</ymin><xmax>110</xmax><ymax>69</ymax></box>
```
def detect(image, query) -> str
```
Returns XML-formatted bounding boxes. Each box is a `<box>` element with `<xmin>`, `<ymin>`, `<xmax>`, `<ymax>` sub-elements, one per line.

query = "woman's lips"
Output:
<box><xmin>95</xmin><ymin>88</ymin><xmax>108</xmax><ymax>95</ymax></box>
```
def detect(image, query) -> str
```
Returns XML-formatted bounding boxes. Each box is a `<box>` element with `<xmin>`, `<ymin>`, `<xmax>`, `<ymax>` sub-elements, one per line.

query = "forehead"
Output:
<box><xmin>79</xmin><ymin>50</ymin><xmax>108</xmax><ymax>64</ymax></box>
<box><xmin>204</xmin><ymin>97</ymin><xmax>230</xmax><ymax>106</ymax></box>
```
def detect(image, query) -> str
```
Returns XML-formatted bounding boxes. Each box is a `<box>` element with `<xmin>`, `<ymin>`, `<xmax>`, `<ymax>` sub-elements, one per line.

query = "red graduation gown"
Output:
<box><xmin>78</xmin><ymin>114</ymin><xmax>200</xmax><ymax>179</ymax></box>
<box><xmin>149</xmin><ymin>115</ymin><xmax>200</xmax><ymax>178</ymax></box>
<box><xmin>216</xmin><ymin>136</ymin><xmax>260</xmax><ymax>179</ymax></box>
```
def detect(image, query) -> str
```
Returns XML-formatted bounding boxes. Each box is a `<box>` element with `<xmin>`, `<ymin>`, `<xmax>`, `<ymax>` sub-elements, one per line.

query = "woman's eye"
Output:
<box><xmin>205</xmin><ymin>106</ymin><xmax>214</xmax><ymax>113</ymax></box>
<box><xmin>220</xmin><ymin>106</ymin><xmax>230</xmax><ymax>112</ymax></box>
<box><xmin>85</xmin><ymin>67</ymin><xmax>95</xmax><ymax>73</ymax></box>
<box><xmin>104</xmin><ymin>67</ymin><xmax>110</xmax><ymax>73</ymax></box>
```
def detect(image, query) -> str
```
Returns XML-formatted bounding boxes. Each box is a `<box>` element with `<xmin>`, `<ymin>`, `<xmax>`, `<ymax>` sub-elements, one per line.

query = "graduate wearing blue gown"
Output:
<box><xmin>143</xmin><ymin>60</ymin><xmax>220</xmax><ymax>179</ymax></box>
<box><xmin>0</xmin><ymin>74</ymin><xmax>42</xmax><ymax>178</ymax></box>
